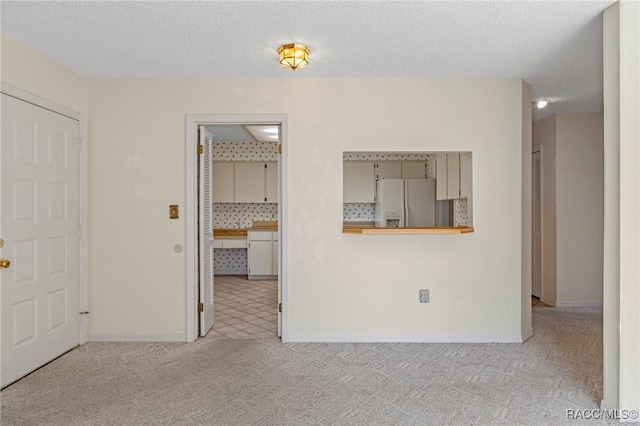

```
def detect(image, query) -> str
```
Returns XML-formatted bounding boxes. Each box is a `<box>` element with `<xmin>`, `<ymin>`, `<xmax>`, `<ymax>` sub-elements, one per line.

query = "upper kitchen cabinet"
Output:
<box><xmin>266</xmin><ymin>162</ymin><xmax>278</xmax><ymax>203</ymax></box>
<box><xmin>436</xmin><ymin>153</ymin><xmax>472</xmax><ymax>200</ymax></box>
<box><xmin>446</xmin><ymin>153</ymin><xmax>461</xmax><ymax>200</ymax></box>
<box><xmin>235</xmin><ymin>162</ymin><xmax>266</xmax><ymax>202</ymax></box>
<box><xmin>436</xmin><ymin>154</ymin><xmax>448</xmax><ymax>200</ymax></box>
<box><xmin>459</xmin><ymin>153</ymin><xmax>472</xmax><ymax>198</ymax></box>
<box><xmin>402</xmin><ymin>161</ymin><xmax>427</xmax><ymax>179</ymax></box>
<box><xmin>344</xmin><ymin>162</ymin><xmax>375</xmax><ymax>203</ymax></box>
<box><xmin>213</xmin><ymin>162</ymin><xmax>235</xmax><ymax>203</ymax></box>
<box><xmin>375</xmin><ymin>162</ymin><xmax>402</xmax><ymax>180</ymax></box>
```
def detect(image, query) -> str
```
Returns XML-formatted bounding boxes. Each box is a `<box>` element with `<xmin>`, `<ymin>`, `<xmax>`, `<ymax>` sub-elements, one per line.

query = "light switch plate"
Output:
<box><xmin>169</xmin><ymin>205</ymin><xmax>179</xmax><ymax>219</ymax></box>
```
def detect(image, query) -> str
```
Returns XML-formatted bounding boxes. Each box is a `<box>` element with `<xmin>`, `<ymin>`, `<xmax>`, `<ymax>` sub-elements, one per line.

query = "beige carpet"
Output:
<box><xmin>1</xmin><ymin>307</ymin><xmax>613</xmax><ymax>425</ymax></box>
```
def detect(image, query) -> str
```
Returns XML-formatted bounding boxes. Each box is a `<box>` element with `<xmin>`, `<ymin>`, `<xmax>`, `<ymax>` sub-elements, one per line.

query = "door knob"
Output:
<box><xmin>0</xmin><ymin>259</ymin><xmax>10</xmax><ymax>269</ymax></box>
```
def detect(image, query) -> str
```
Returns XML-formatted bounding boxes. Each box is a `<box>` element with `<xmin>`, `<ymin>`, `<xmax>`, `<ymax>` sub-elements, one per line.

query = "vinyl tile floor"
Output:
<box><xmin>206</xmin><ymin>275</ymin><xmax>278</xmax><ymax>339</ymax></box>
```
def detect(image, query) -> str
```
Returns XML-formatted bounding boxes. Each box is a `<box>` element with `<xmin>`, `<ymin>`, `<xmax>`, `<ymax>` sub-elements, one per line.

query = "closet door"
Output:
<box><xmin>1</xmin><ymin>94</ymin><xmax>80</xmax><ymax>387</ymax></box>
<box><xmin>531</xmin><ymin>150</ymin><xmax>542</xmax><ymax>298</ymax></box>
<box><xmin>199</xmin><ymin>126</ymin><xmax>215</xmax><ymax>336</ymax></box>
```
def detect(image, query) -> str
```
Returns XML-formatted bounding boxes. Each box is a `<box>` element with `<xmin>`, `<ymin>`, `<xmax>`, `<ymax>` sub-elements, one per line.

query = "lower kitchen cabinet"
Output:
<box><xmin>248</xmin><ymin>230</ymin><xmax>278</xmax><ymax>279</ymax></box>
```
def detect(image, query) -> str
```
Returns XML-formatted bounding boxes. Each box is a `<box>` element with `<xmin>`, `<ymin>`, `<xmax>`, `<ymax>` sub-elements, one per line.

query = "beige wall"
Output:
<box><xmin>532</xmin><ymin>113</ymin><xmax>604</xmax><ymax>307</ymax></box>
<box><xmin>1</xmin><ymin>31</ymin><xmax>530</xmax><ymax>342</ymax></box>
<box><xmin>603</xmin><ymin>0</ymin><xmax>640</xmax><ymax>412</ymax></box>
<box><xmin>617</xmin><ymin>0</ymin><xmax>640</xmax><ymax>412</ymax></box>
<box><xmin>555</xmin><ymin>113</ymin><xmax>604</xmax><ymax>305</ymax></box>
<box><xmin>521</xmin><ymin>81</ymin><xmax>532</xmax><ymax>339</ymax></box>
<box><xmin>87</xmin><ymin>78</ymin><xmax>528</xmax><ymax>341</ymax></box>
<box><xmin>602</xmin><ymin>1</ymin><xmax>620</xmax><ymax>411</ymax></box>
<box><xmin>1</xmin><ymin>34</ymin><xmax>88</xmax><ymax>114</ymax></box>
<box><xmin>532</xmin><ymin>115</ymin><xmax>557</xmax><ymax>306</ymax></box>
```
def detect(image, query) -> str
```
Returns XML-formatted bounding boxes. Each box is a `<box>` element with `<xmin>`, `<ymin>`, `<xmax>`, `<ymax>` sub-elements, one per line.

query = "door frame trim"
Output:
<box><xmin>0</xmin><ymin>83</ymin><xmax>89</xmax><ymax>345</ymax></box>
<box><xmin>184</xmin><ymin>114</ymin><xmax>288</xmax><ymax>343</ymax></box>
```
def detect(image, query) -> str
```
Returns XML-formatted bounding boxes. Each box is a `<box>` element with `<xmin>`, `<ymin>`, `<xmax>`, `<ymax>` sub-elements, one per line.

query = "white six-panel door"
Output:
<box><xmin>1</xmin><ymin>94</ymin><xmax>80</xmax><ymax>387</ymax></box>
<box><xmin>198</xmin><ymin>126</ymin><xmax>214</xmax><ymax>336</ymax></box>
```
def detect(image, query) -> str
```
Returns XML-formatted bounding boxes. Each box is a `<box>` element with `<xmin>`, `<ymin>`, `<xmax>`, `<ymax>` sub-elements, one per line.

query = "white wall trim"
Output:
<box><xmin>1</xmin><ymin>83</ymin><xmax>90</xmax><ymax>346</ymax></box>
<box><xmin>185</xmin><ymin>114</ymin><xmax>288</xmax><ymax>343</ymax></box>
<box><xmin>88</xmin><ymin>334</ymin><xmax>186</xmax><ymax>343</ymax></box>
<box><xmin>285</xmin><ymin>334</ymin><xmax>527</xmax><ymax>344</ymax></box>
<box><xmin>555</xmin><ymin>302</ymin><xmax>604</xmax><ymax>308</ymax></box>
<box><xmin>0</xmin><ymin>83</ymin><xmax>82</xmax><ymax>121</ymax></box>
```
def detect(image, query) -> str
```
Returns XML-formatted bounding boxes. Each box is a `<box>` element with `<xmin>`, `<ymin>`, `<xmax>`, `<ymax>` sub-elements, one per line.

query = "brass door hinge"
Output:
<box><xmin>198</xmin><ymin>303</ymin><xmax>204</xmax><ymax>313</ymax></box>
<box><xmin>198</xmin><ymin>144</ymin><xmax>204</xmax><ymax>155</ymax></box>
<box><xmin>278</xmin><ymin>303</ymin><xmax>282</xmax><ymax>313</ymax></box>
<box><xmin>278</xmin><ymin>144</ymin><xmax>282</xmax><ymax>154</ymax></box>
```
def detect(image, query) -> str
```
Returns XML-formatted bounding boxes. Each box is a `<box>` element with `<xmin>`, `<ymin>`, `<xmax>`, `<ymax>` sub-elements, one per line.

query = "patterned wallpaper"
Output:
<box><xmin>214</xmin><ymin>141</ymin><xmax>278</xmax><ymax>161</ymax></box>
<box><xmin>453</xmin><ymin>198</ymin><xmax>470</xmax><ymax>227</ymax></box>
<box><xmin>342</xmin><ymin>152</ymin><xmax>436</xmax><ymax>179</ymax></box>
<box><xmin>344</xmin><ymin>203</ymin><xmax>376</xmax><ymax>221</ymax></box>
<box><xmin>213</xmin><ymin>141</ymin><xmax>279</xmax><ymax>275</ymax></box>
<box><xmin>214</xmin><ymin>203</ymin><xmax>278</xmax><ymax>228</ymax></box>
<box><xmin>214</xmin><ymin>249</ymin><xmax>247</xmax><ymax>275</ymax></box>
<box><xmin>343</xmin><ymin>152</ymin><xmax>433</xmax><ymax>161</ymax></box>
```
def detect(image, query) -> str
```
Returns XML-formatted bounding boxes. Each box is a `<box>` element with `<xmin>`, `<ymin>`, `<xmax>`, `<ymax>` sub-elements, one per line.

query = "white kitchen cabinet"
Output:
<box><xmin>460</xmin><ymin>152</ymin><xmax>472</xmax><ymax>198</ymax></box>
<box><xmin>266</xmin><ymin>162</ymin><xmax>278</xmax><ymax>203</ymax></box>
<box><xmin>344</xmin><ymin>162</ymin><xmax>375</xmax><ymax>203</ymax></box>
<box><xmin>436</xmin><ymin>154</ymin><xmax>466</xmax><ymax>200</ymax></box>
<box><xmin>435</xmin><ymin>154</ymin><xmax>448</xmax><ymax>200</ymax></box>
<box><xmin>248</xmin><ymin>230</ymin><xmax>278</xmax><ymax>279</ymax></box>
<box><xmin>235</xmin><ymin>162</ymin><xmax>266</xmax><ymax>203</ymax></box>
<box><xmin>212</xmin><ymin>162</ymin><xmax>235</xmax><ymax>203</ymax></box>
<box><xmin>375</xmin><ymin>162</ymin><xmax>402</xmax><ymax>180</ymax></box>
<box><xmin>248</xmin><ymin>240</ymin><xmax>272</xmax><ymax>276</ymax></box>
<box><xmin>402</xmin><ymin>161</ymin><xmax>426</xmax><ymax>179</ymax></box>
<box><xmin>272</xmin><ymin>240</ymin><xmax>279</xmax><ymax>276</ymax></box>
<box><xmin>447</xmin><ymin>153</ymin><xmax>460</xmax><ymax>200</ymax></box>
<box><xmin>213</xmin><ymin>239</ymin><xmax>247</xmax><ymax>249</ymax></box>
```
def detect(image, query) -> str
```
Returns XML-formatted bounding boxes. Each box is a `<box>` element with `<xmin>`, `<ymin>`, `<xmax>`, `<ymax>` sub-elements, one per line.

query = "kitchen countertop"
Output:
<box><xmin>343</xmin><ymin>226</ymin><xmax>474</xmax><ymax>234</ymax></box>
<box><xmin>247</xmin><ymin>220</ymin><xmax>278</xmax><ymax>231</ymax></box>
<box><xmin>214</xmin><ymin>222</ymin><xmax>278</xmax><ymax>238</ymax></box>
<box><xmin>213</xmin><ymin>229</ymin><xmax>248</xmax><ymax>239</ymax></box>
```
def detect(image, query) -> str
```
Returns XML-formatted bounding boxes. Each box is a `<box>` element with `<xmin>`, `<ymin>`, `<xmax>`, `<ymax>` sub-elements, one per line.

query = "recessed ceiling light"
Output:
<box><xmin>536</xmin><ymin>100</ymin><xmax>549</xmax><ymax>109</ymax></box>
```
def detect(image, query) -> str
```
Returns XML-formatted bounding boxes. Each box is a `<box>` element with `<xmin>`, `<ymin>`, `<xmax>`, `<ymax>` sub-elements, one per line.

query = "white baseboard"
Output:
<box><xmin>88</xmin><ymin>334</ymin><xmax>186</xmax><ymax>343</ymax></box>
<box><xmin>555</xmin><ymin>302</ymin><xmax>603</xmax><ymax>308</ymax></box>
<box><xmin>284</xmin><ymin>334</ymin><xmax>525</xmax><ymax>343</ymax></box>
<box><xmin>214</xmin><ymin>270</ymin><xmax>246</xmax><ymax>275</ymax></box>
<box><xmin>600</xmin><ymin>399</ymin><xmax>617</xmax><ymax>410</ymax></box>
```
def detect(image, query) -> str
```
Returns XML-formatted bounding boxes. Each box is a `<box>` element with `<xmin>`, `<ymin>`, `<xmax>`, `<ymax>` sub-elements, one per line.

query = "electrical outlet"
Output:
<box><xmin>419</xmin><ymin>289</ymin><xmax>430</xmax><ymax>303</ymax></box>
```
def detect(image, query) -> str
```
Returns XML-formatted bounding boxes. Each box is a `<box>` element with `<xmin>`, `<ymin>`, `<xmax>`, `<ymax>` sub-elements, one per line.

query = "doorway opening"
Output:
<box><xmin>185</xmin><ymin>115</ymin><xmax>287</xmax><ymax>343</ymax></box>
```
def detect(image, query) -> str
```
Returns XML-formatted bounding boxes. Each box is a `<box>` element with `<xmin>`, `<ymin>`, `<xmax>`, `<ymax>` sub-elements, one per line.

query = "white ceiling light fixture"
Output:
<box><xmin>536</xmin><ymin>100</ymin><xmax>549</xmax><ymax>109</ymax></box>
<box><xmin>277</xmin><ymin>43</ymin><xmax>310</xmax><ymax>71</ymax></box>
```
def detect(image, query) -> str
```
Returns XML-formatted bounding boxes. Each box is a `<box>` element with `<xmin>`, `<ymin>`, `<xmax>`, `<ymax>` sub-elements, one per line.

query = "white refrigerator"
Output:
<box><xmin>375</xmin><ymin>179</ymin><xmax>436</xmax><ymax>227</ymax></box>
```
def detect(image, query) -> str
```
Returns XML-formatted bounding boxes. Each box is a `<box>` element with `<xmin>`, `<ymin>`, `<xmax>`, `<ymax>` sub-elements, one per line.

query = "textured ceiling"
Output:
<box><xmin>1</xmin><ymin>1</ymin><xmax>614</xmax><ymax>120</ymax></box>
